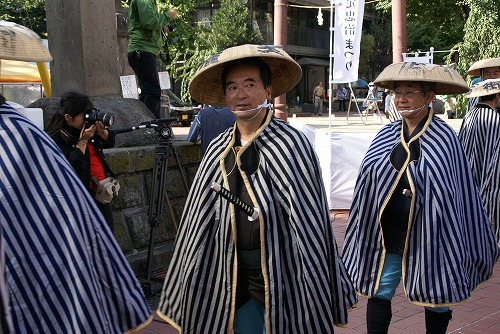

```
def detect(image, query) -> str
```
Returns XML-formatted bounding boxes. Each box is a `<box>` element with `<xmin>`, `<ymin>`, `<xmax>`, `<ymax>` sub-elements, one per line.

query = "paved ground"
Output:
<box><xmin>138</xmin><ymin>113</ymin><xmax>499</xmax><ymax>333</ymax></box>
<box><xmin>136</xmin><ymin>209</ymin><xmax>500</xmax><ymax>334</ymax></box>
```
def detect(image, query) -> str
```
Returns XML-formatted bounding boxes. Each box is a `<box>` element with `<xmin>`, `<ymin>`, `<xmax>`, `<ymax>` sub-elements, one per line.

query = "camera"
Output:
<box><xmin>85</xmin><ymin>108</ymin><xmax>114</xmax><ymax>127</ymax></box>
<box><xmin>166</xmin><ymin>23</ymin><xmax>175</xmax><ymax>32</ymax></box>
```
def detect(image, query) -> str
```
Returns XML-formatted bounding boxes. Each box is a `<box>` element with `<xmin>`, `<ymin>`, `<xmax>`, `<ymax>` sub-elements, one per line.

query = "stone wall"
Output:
<box><xmin>105</xmin><ymin>141</ymin><xmax>201</xmax><ymax>276</ymax></box>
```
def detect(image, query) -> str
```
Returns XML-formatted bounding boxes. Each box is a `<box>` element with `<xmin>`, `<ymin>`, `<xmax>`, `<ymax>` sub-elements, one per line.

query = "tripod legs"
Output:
<box><xmin>142</xmin><ymin>143</ymin><xmax>190</xmax><ymax>296</ymax></box>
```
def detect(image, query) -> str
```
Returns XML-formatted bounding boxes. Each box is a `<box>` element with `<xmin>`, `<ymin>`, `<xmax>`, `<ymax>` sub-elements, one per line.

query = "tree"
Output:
<box><xmin>0</xmin><ymin>0</ymin><xmax>47</xmax><ymax>37</ymax></box>
<box><xmin>375</xmin><ymin>0</ymin><xmax>466</xmax><ymax>64</ymax></box>
<box><xmin>451</xmin><ymin>0</ymin><xmax>500</xmax><ymax>117</ymax></box>
<box><xmin>164</xmin><ymin>0</ymin><xmax>261</xmax><ymax>101</ymax></box>
<box><xmin>454</xmin><ymin>0</ymin><xmax>500</xmax><ymax>75</ymax></box>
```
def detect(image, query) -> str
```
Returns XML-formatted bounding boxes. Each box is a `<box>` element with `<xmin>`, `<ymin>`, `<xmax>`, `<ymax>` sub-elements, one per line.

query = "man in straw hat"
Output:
<box><xmin>156</xmin><ymin>44</ymin><xmax>356</xmax><ymax>333</ymax></box>
<box><xmin>0</xmin><ymin>20</ymin><xmax>151</xmax><ymax>333</ymax></box>
<box><xmin>466</xmin><ymin>57</ymin><xmax>500</xmax><ymax>114</ymax></box>
<box><xmin>342</xmin><ymin>62</ymin><xmax>498</xmax><ymax>334</ymax></box>
<box><xmin>459</xmin><ymin>78</ymin><xmax>500</xmax><ymax>245</ymax></box>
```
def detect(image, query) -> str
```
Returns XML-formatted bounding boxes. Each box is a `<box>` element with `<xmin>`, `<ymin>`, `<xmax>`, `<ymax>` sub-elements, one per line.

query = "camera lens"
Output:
<box><xmin>99</xmin><ymin>113</ymin><xmax>114</xmax><ymax>127</ymax></box>
<box><xmin>85</xmin><ymin>110</ymin><xmax>114</xmax><ymax>127</ymax></box>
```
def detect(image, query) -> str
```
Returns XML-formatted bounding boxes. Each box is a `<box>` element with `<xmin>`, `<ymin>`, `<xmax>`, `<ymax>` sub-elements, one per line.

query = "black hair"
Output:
<box><xmin>221</xmin><ymin>57</ymin><xmax>272</xmax><ymax>94</ymax></box>
<box><xmin>44</xmin><ymin>92</ymin><xmax>93</xmax><ymax>134</ymax></box>
<box><xmin>479</xmin><ymin>93</ymin><xmax>497</xmax><ymax>102</ymax></box>
<box><xmin>420</xmin><ymin>82</ymin><xmax>436</xmax><ymax>95</ymax></box>
<box><xmin>0</xmin><ymin>94</ymin><xmax>5</xmax><ymax>105</ymax></box>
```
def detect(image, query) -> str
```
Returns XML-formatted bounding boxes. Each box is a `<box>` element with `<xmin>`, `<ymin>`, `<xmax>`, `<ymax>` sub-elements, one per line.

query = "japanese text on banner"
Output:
<box><xmin>333</xmin><ymin>0</ymin><xmax>365</xmax><ymax>83</ymax></box>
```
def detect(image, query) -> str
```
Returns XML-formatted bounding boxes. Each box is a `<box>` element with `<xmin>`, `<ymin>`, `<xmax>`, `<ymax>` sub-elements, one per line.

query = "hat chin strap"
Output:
<box><xmin>399</xmin><ymin>104</ymin><xmax>426</xmax><ymax>117</ymax></box>
<box><xmin>231</xmin><ymin>100</ymin><xmax>271</xmax><ymax>115</ymax></box>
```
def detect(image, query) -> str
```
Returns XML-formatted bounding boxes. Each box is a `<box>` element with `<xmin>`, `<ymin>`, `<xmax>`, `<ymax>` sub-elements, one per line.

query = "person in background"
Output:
<box><xmin>337</xmin><ymin>84</ymin><xmax>347</xmax><ymax>112</ymax></box>
<box><xmin>342</xmin><ymin>62</ymin><xmax>498</xmax><ymax>334</ymax></box>
<box><xmin>157</xmin><ymin>44</ymin><xmax>356</xmax><ymax>333</ymax></box>
<box><xmin>186</xmin><ymin>106</ymin><xmax>235</xmax><ymax>156</ymax></box>
<box><xmin>466</xmin><ymin>57</ymin><xmax>500</xmax><ymax>114</ymax></box>
<box><xmin>384</xmin><ymin>89</ymin><xmax>398</xmax><ymax>121</ymax></box>
<box><xmin>127</xmin><ymin>0</ymin><xmax>177</xmax><ymax>118</ymax></box>
<box><xmin>45</xmin><ymin>92</ymin><xmax>118</xmax><ymax>231</ymax></box>
<box><xmin>363</xmin><ymin>82</ymin><xmax>378</xmax><ymax>114</ymax></box>
<box><xmin>313</xmin><ymin>81</ymin><xmax>326</xmax><ymax>116</ymax></box>
<box><xmin>444</xmin><ymin>95</ymin><xmax>456</xmax><ymax>119</ymax></box>
<box><xmin>459</xmin><ymin>79</ymin><xmax>500</xmax><ymax>245</ymax></box>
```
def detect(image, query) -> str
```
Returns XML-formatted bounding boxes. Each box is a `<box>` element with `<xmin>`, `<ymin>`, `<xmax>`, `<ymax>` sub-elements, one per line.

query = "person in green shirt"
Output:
<box><xmin>127</xmin><ymin>0</ymin><xmax>177</xmax><ymax>118</ymax></box>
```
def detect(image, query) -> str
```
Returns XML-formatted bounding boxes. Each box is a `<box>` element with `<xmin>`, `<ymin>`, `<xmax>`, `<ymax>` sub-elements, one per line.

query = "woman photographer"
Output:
<box><xmin>45</xmin><ymin>92</ymin><xmax>117</xmax><ymax>231</ymax></box>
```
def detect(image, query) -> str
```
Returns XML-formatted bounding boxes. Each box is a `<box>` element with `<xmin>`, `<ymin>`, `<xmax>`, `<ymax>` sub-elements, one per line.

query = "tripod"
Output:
<box><xmin>137</xmin><ymin>119</ymin><xmax>190</xmax><ymax>296</ymax></box>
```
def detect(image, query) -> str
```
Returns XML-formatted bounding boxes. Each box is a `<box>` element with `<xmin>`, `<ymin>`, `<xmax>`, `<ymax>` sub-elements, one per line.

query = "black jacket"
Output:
<box><xmin>50</xmin><ymin>126</ymin><xmax>115</xmax><ymax>192</ymax></box>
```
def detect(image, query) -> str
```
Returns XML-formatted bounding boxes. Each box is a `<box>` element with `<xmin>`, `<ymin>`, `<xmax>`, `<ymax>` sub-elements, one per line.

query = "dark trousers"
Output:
<box><xmin>339</xmin><ymin>99</ymin><xmax>346</xmax><ymax>112</ymax></box>
<box><xmin>90</xmin><ymin>193</ymin><xmax>115</xmax><ymax>232</ymax></box>
<box><xmin>128</xmin><ymin>51</ymin><xmax>161</xmax><ymax>119</ymax></box>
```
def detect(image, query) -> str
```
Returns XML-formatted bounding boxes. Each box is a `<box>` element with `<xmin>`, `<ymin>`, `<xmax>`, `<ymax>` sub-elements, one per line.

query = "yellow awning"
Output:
<box><xmin>0</xmin><ymin>59</ymin><xmax>46</xmax><ymax>82</ymax></box>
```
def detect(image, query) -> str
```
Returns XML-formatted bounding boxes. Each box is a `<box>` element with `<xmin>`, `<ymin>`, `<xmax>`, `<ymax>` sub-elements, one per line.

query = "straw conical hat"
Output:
<box><xmin>467</xmin><ymin>58</ymin><xmax>500</xmax><ymax>76</ymax></box>
<box><xmin>464</xmin><ymin>79</ymin><xmax>500</xmax><ymax>98</ymax></box>
<box><xmin>373</xmin><ymin>62</ymin><xmax>469</xmax><ymax>95</ymax></box>
<box><xmin>0</xmin><ymin>20</ymin><xmax>52</xmax><ymax>62</ymax></box>
<box><xmin>189</xmin><ymin>44</ymin><xmax>302</xmax><ymax>106</ymax></box>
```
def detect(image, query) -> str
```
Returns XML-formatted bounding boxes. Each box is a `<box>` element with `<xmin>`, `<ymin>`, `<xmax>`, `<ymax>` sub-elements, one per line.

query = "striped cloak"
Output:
<box><xmin>0</xmin><ymin>104</ymin><xmax>151</xmax><ymax>333</ymax></box>
<box><xmin>342</xmin><ymin>110</ymin><xmax>498</xmax><ymax>307</ymax></box>
<box><xmin>481</xmin><ymin>138</ymin><xmax>500</xmax><ymax>246</ymax></box>
<box><xmin>458</xmin><ymin>104</ymin><xmax>500</xmax><ymax>244</ymax></box>
<box><xmin>458</xmin><ymin>104</ymin><xmax>500</xmax><ymax>189</ymax></box>
<box><xmin>157</xmin><ymin>111</ymin><xmax>356</xmax><ymax>333</ymax></box>
<box><xmin>0</xmin><ymin>225</ymin><xmax>12</xmax><ymax>333</ymax></box>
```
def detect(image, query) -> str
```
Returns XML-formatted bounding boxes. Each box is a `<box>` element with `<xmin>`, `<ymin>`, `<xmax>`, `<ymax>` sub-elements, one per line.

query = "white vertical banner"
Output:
<box><xmin>333</xmin><ymin>0</ymin><xmax>365</xmax><ymax>83</ymax></box>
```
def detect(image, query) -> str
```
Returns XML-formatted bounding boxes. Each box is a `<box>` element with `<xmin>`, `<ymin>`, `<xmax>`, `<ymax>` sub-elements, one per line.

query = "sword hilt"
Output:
<box><xmin>211</xmin><ymin>182</ymin><xmax>260</xmax><ymax>221</ymax></box>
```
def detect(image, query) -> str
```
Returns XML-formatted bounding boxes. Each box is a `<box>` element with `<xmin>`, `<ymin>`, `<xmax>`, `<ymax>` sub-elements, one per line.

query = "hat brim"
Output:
<box><xmin>189</xmin><ymin>44</ymin><xmax>302</xmax><ymax>106</ymax></box>
<box><xmin>0</xmin><ymin>20</ymin><xmax>52</xmax><ymax>62</ymax></box>
<box><xmin>467</xmin><ymin>58</ymin><xmax>500</xmax><ymax>76</ymax></box>
<box><xmin>373</xmin><ymin>62</ymin><xmax>469</xmax><ymax>95</ymax></box>
<box><xmin>464</xmin><ymin>79</ymin><xmax>500</xmax><ymax>98</ymax></box>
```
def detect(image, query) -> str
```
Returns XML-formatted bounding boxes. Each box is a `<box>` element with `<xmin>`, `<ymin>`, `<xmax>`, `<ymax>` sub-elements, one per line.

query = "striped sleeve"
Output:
<box><xmin>0</xmin><ymin>106</ymin><xmax>151</xmax><ymax>333</ymax></box>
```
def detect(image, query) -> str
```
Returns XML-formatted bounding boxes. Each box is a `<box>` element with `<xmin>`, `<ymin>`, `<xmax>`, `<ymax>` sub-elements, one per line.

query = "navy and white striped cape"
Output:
<box><xmin>458</xmin><ymin>104</ymin><xmax>500</xmax><ymax>244</ymax></box>
<box><xmin>458</xmin><ymin>104</ymin><xmax>500</xmax><ymax>188</ymax></box>
<box><xmin>157</xmin><ymin>111</ymin><xmax>357</xmax><ymax>333</ymax></box>
<box><xmin>0</xmin><ymin>104</ymin><xmax>151</xmax><ymax>333</ymax></box>
<box><xmin>481</xmin><ymin>138</ymin><xmax>500</xmax><ymax>245</ymax></box>
<box><xmin>0</xmin><ymin>225</ymin><xmax>13</xmax><ymax>334</ymax></box>
<box><xmin>342</xmin><ymin>110</ymin><xmax>498</xmax><ymax>307</ymax></box>
<box><xmin>466</xmin><ymin>96</ymin><xmax>479</xmax><ymax>114</ymax></box>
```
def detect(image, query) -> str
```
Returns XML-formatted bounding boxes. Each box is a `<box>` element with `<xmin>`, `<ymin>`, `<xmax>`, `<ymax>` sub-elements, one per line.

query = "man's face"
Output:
<box><xmin>482</xmin><ymin>66</ymin><xmax>500</xmax><ymax>80</ymax></box>
<box><xmin>224</xmin><ymin>64</ymin><xmax>271</xmax><ymax>118</ymax></box>
<box><xmin>394</xmin><ymin>81</ymin><xmax>434</xmax><ymax>120</ymax></box>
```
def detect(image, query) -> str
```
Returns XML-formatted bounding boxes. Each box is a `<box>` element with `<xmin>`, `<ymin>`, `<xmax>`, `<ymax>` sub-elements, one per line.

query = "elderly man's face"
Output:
<box><xmin>482</xmin><ymin>66</ymin><xmax>500</xmax><ymax>80</ymax></box>
<box><xmin>394</xmin><ymin>81</ymin><xmax>434</xmax><ymax>120</ymax></box>
<box><xmin>224</xmin><ymin>63</ymin><xmax>271</xmax><ymax>119</ymax></box>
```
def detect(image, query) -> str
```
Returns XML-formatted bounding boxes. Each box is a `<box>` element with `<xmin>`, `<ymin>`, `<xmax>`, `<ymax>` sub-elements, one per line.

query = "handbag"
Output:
<box><xmin>92</xmin><ymin>176</ymin><xmax>120</xmax><ymax>204</ymax></box>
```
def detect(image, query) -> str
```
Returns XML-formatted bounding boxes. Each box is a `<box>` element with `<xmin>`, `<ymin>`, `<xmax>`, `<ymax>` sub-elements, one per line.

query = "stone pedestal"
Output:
<box><xmin>45</xmin><ymin>0</ymin><xmax>121</xmax><ymax>96</ymax></box>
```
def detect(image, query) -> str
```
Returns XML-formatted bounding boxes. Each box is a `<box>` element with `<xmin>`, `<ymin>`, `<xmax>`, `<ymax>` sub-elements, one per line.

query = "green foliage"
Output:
<box><xmin>0</xmin><ymin>0</ymin><xmax>47</xmax><ymax>37</ymax></box>
<box><xmin>165</xmin><ymin>0</ymin><xmax>261</xmax><ymax>101</ymax></box>
<box><xmin>455</xmin><ymin>0</ymin><xmax>500</xmax><ymax>74</ymax></box>
<box><xmin>375</xmin><ymin>0</ymin><xmax>466</xmax><ymax>65</ymax></box>
<box><xmin>359</xmin><ymin>32</ymin><xmax>375</xmax><ymax>80</ymax></box>
<box><xmin>451</xmin><ymin>0</ymin><xmax>500</xmax><ymax>117</ymax></box>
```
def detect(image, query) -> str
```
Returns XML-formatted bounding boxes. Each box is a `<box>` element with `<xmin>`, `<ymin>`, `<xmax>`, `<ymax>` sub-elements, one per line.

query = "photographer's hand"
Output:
<box><xmin>95</xmin><ymin>121</ymin><xmax>109</xmax><ymax>141</ymax></box>
<box><xmin>76</xmin><ymin>125</ymin><xmax>96</xmax><ymax>153</ymax></box>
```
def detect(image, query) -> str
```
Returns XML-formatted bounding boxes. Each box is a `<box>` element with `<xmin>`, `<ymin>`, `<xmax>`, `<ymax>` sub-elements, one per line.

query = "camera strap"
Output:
<box><xmin>59</xmin><ymin>128</ymin><xmax>78</xmax><ymax>145</ymax></box>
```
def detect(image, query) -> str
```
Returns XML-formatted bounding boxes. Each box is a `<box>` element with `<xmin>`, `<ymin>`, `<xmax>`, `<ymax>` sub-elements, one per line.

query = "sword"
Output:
<box><xmin>211</xmin><ymin>182</ymin><xmax>260</xmax><ymax>221</ymax></box>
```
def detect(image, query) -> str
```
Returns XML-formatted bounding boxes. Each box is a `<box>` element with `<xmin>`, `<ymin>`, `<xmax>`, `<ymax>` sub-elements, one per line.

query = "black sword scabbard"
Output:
<box><xmin>211</xmin><ymin>182</ymin><xmax>260</xmax><ymax>221</ymax></box>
